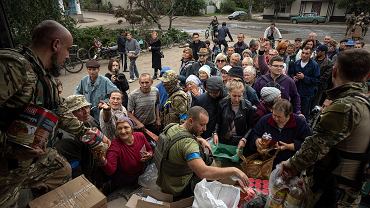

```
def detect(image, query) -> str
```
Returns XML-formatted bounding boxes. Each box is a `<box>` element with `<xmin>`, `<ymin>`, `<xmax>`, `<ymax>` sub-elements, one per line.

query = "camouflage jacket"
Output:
<box><xmin>290</xmin><ymin>82</ymin><xmax>370</xmax><ymax>181</ymax></box>
<box><xmin>0</xmin><ymin>48</ymin><xmax>87</xmax><ymax>147</ymax></box>
<box><xmin>161</xmin><ymin>90</ymin><xmax>189</xmax><ymax>127</ymax></box>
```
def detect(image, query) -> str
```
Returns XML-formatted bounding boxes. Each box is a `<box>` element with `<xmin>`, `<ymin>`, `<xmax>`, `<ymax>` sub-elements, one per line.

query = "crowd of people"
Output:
<box><xmin>0</xmin><ymin>19</ymin><xmax>369</xmax><ymax>208</ymax></box>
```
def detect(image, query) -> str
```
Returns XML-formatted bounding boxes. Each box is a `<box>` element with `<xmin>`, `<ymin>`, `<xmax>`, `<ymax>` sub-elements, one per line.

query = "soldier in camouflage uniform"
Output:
<box><xmin>160</xmin><ymin>70</ymin><xmax>190</xmax><ymax>127</ymax></box>
<box><xmin>0</xmin><ymin>20</ymin><xmax>110</xmax><ymax>207</ymax></box>
<box><xmin>282</xmin><ymin>49</ymin><xmax>370</xmax><ymax>207</ymax></box>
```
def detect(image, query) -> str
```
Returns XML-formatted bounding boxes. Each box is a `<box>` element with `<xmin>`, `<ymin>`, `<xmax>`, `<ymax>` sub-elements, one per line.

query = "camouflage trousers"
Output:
<box><xmin>0</xmin><ymin>148</ymin><xmax>71</xmax><ymax>207</ymax></box>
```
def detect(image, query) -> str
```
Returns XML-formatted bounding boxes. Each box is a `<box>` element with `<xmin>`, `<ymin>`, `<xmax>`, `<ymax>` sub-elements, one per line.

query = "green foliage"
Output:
<box><xmin>80</xmin><ymin>0</ymin><xmax>113</xmax><ymax>13</ymax></box>
<box><xmin>220</xmin><ymin>0</ymin><xmax>237</xmax><ymax>14</ymax></box>
<box><xmin>175</xmin><ymin>0</ymin><xmax>207</xmax><ymax>16</ymax></box>
<box><xmin>334</xmin><ymin>0</ymin><xmax>370</xmax><ymax>14</ymax></box>
<box><xmin>3</xmin><ymin>0</ymin><xmax>76</xmax><ymax>47</ymax></box>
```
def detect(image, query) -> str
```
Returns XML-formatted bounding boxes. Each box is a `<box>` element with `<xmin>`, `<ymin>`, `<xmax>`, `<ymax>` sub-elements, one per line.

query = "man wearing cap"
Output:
<box><xmin>228</xmin><ymin>66</ymin><xmax>260</xmax><ymax>106</ymax></box>
<box><xmin>75</xmin><ymin>59</ymin><xmax>118</xmax><ymax>121</ymax></box>
<box><xmin>55</xmin><ymin>95</ymin><xmax>101</xmax><ymax>181</ymax></box>
<box><xmin>313</xmin><ymin>45</ymin><xmax>333</xmax><ymax>106</ymax></box>
<box><xmin>160</xmin><ymin>70</ymin><xmax>190</xmax><ymax>127</ymax></box>
<box><xmin>345</xmin><ymin>39</ymin><xmax>355</xmax><ymax>50</ymax></box>
<box><xmin>185</xmin><ymin>48</ymin><xmax>217</xmax><ymax>79</ymax></box>
<box><xmin>193</xmin><ymin>77</ymin><xmax>226</xmax><ymax>139</ymax></box>
<box><xmin>254</xmin><ymin>56</ymin><xmax>301</xmax><ymax>115</ymax></box>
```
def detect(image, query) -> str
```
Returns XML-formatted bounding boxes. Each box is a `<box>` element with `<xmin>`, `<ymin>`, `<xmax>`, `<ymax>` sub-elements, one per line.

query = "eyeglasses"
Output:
<box><xmin>272</xmin><ymin>65</ymin><xmax>284</xmax><ymax>68</ymax></box>
<box><xmin>216</xmin><ymin>60</ymin><xmax>226</xmax><ymax>63</ymax></box>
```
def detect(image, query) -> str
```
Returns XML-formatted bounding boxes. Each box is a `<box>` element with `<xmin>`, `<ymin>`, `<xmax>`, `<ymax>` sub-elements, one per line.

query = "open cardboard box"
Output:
<box><xmin>126</xmin><ymin>189</ymin><xmax>194</xmax><ymax>208</ymax></box>
<box><xmin>29</xmin><ymin>175</ymin><xmax>107</xmax><ymax>208</ymax></box>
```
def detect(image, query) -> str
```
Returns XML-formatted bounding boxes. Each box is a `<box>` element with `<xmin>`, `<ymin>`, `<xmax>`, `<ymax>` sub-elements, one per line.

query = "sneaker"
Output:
<box><xmin>128</xmin><ymin>79</ymin><xmax>135</xmax><ymax>83</ymax></box>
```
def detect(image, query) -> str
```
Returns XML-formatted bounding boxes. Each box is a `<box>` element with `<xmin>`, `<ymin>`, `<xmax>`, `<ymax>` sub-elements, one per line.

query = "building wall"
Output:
<box><xmin>320</xmin><ymin>1</ymin><xmax>329</xmax><ymax>16</ymax></box>
<box><xmin>290</xmin><ymin>0</ymin><xmax>302</xmax><ymax>16</ymax></box>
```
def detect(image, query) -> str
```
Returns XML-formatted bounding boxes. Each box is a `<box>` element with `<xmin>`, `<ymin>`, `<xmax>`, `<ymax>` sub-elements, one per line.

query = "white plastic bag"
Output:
<box><xmin>192</xmin><ymin>179</ymin><xmax>240</xmax><ymax>208</ymax></box>
<box><xmin>138</xmin><ymin>163</ymin><xmax>160</xmax><ymax>190</ymax></box>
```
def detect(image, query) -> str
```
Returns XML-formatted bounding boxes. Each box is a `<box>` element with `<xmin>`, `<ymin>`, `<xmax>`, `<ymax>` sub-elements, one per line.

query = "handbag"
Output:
<box><xmin>160</xmin><ymin>51</ymin><xmax>164</xmax><ymax>58</ymax></box>
<box><xmin>239</xmin><ymin>148</ymin><xmax>278</xmax><ymax>179</ymax></box>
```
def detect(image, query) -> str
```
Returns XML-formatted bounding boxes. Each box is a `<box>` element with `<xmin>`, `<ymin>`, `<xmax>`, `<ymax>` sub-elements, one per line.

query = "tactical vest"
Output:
<box><xmin>161</xmin><ymin>90</ymin><xmax>189</xmax><ymax>127</ymax></box>
<box><xmin>154</xmin><ymin>123</ymin><xmax>195</xmax><ymax>187</ymax></box>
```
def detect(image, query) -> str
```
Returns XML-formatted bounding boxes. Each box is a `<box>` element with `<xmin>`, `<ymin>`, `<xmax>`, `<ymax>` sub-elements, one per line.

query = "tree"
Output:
<box><xmin>2</xmin><ymin>0</ymin><xmax>76</xmax><ymax>46</ymax></box>
<box><xmin>334</xmin><ymin>0</ymin><xmax>370</xmax><ymax>14</ymax></box>
<box><xmin>263</xmin><ymin>0</ymin><xmax>295</xmax><ymax>19</ymax></box>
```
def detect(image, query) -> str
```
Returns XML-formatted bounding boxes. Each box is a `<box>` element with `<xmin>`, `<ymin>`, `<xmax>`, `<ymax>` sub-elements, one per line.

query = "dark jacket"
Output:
<box><xmin>189</xmin><ymin>41</ymin><xmax>206</xmax><ymax>60</ymax></box>
<box><xmin>234</xmin><ymin>41</ymin><xmax>248</xmax><ymax>57</ymax></box>
<box><xmin>149</xmin><ymin>39</ymin><xmax>162</xmax><ymax>69</ymax></box>
<box><xmin>215</xmin><ymin>98</ymin><xmax>255</xmax><ymax>146</ymax></box>
<box><xmin>316</xmin><ymin>57</ymin><xmax>333</xmax><ymax>90</ymax></box>
<box><xmin>185</xmin><ymin>61</ymin><xmax>217</xmax><ymax>78</ymax></box>
<box><xmin>117</xmin><ymin>35</ymin><xmax>126</xmax><ymax>53</ymax></box>
<box><xmin>253</xmin><ymin>74</ymin><xmax>301</xmax><ymax>114</ymax></box>
<box><xmin>289</xmin><ymin>59</ymin><xmax>320</xmax><ymax>97</ymax></box>
<box><xmin>179</xmin><ymin>59</ymin><xmax>195</xmax><ymax>86</ymax></box>
<box><xmin>251</xmin><ymin>113</ymin><xmax>312</xmax><ymax>169</ymax></box>
<box><xmin>244</xmin><ymin>85</ymin><xmax>260</xmax><ymax>106</ymax></box>
<box><xmin>193</xmin><ymin>77</ymin><xmax>226</xmax><ymax>138</ymax></box>
<box><xmin>253</xmin><ymin>101</ymin><xmax>272</xmax><ymax>123</ymax></box>
<box><xmin>217</xmin><ymin>26</ymin><xmax>233</xmax><ymax>42</ymax></box>
<box><xmin>105</xmin><ymin>73</ymin><xmax>129</xmax><ymax>108</ymax></box>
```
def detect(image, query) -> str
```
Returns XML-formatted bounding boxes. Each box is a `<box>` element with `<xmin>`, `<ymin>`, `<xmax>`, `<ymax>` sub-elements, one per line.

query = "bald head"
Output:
<box><xmin>31</xmin><ymin>20</ymin><xmax>72</xmax><ymax>48</ymax></box>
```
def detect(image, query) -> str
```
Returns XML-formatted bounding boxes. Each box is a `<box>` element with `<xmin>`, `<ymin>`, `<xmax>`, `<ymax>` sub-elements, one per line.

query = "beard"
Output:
<box><xmin>49</xmin><ymin>53</ymin><xmax>61</xmax><ymax>77</ymax></box>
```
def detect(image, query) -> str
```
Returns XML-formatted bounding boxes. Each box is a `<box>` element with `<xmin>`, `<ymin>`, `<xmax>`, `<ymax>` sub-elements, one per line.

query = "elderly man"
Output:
<box><xmin>75</xmin><ymin>59</ymin><xmax>118</xmax><ymax>121</ymax></box>
<box><xmin>55</xmin><ymin>95</ymin><xmax>100</xmax><ymax>181</ymax></box>
<box><xmin>323</xmin><ymin>35</ymin><xmax>332</xmax><ymax>46</ymax></box>
<box><xmin>155</xmin><ymin>106</ymin><xmax>249</xmax><ymax>198</ymax></box>
<box><xmin>99</xmin><ymin>90</ymin><xmax>128</xmax><ymax>140</ymax></box>
<box><xmin>160</xmin><ymin>70</ymin><xmax>190</xmax><ymax>127</ymax></box>
<box><xmin>229</xmin><ymin>53</ymin><xmax>241</xmax><ymax>67</ymax></box>
<box><xmin>185</xmin><ymin>48</ymin><xmax>217</xmax><ymax>78</ymax></box>
<box><xmin>0</xmin><ymin>20</ymin><xmax>107</xmax><ymax>206</ymax></box>
<box><xmin>128</xmin><ymin>73</ymin><xmax>161</xmax><ymax>135</ymax></box>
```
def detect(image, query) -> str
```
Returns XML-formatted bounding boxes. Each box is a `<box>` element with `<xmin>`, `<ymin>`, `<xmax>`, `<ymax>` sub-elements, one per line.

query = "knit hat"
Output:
<box><xmin>228</xmin><ymin>66</ymin><xmax>244</xmax><ymax>80</ymax></box>
<box><xmin>206</xmin><ymin>76</ymin><xmax>223</xmax><ymax>91</ymax></box>
<box><xmin>64</xmin><ymin>95</ymin><xmax>91</xmax><ymax>113</ymax></box>
<box><xmin>186</xmin><ymin>75</ymin><xmax>201</xmax><ymax>86</ymax></box>
<box><xmin>198</xmin><ymin>65</ymin><xmax>211</xmax><ymax>78</ymax></box>
<box><xmin>115</xmin><ymin>113</ymin><xmax>134</xmax><ymax>128</ymax></box>
<box><xmin>261</xmin><ymin>87</ymin><xmax>281</xmax><ymax>103</ymax></box>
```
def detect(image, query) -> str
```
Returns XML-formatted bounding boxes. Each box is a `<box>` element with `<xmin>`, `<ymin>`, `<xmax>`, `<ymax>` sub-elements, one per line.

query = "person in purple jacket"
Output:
<box><xmin>253</xmin><ymin>56</ymin><xmax>302</xmax><ymax>115</ymax></box>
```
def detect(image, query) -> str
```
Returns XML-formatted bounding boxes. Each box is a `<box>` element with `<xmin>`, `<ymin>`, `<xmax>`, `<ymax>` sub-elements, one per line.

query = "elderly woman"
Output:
<box><xmin>100</xmin><ymin>116</ymin><xmax>153</xmax><ymax>190</ymax></box>
<box><xmin>198</xmin><ymin>65</ymin><xmax>211</xmax><ymax>88</ymax></box>
<box><xmin>254</xmin><ymin>87</ymin><xmax>281</xmax><ymax>123</ymax></box>
<box><xmin>186</xmin><ymin>75</ymin><xmax>204</xmax><ymax>106</ymax></box>
<box><xmin>243</xmin><ymin>65</ymin><xmax>257</xmax><ymax>87</ymax></box>
<box><xmin>241</xmin><ymin>57</ymin><xmax>254</xmax><ymax>68</ymax></box>
<box><xmin>214</xmin><ymin>53</ymin><xmax>227</xmax><ymax>76</ymax></box>
<box><xmin>213</xmin><ymin>80</ymin><xmax>255</xmax><ymax>150</ymax></box>
<box><xmin>251</xmin><ymin>99</ymin><xmax>311</xmax><ymax>169</ymax></box>
<box><xmin>242</xmin><ymin>49</ymin><xmax>253</xmax><ymax>59</ymax></box>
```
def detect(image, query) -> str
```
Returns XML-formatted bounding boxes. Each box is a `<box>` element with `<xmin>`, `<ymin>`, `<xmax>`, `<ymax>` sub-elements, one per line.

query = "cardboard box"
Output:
<box><xmin>126</xmin><ymin>189</ymin><xmax>193</xmax><ymax>208</ymax></box>
<box><xmin>29</xmin><ymin>175</ymin><xmax>107</xmax><ymax>208</ymax></box>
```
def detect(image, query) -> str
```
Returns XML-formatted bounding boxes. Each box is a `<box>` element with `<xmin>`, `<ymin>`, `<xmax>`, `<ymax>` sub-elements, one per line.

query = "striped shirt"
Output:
<box><xmin>128</xmin><ymin>87</ymin><xmax>159</xmax><ymax>125</ymax></box>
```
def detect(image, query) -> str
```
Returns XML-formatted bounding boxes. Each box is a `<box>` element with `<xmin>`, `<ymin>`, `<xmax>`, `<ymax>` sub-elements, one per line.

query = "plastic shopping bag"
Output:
<box><xmin>138</xmin><ymin>163</ymin><xmax>160</xmax><ymax>190</ymax></box>
<box><xmin>193</xmin><ymin>179</ymin><xmax>240</xmax><ymax>208</ymax></box>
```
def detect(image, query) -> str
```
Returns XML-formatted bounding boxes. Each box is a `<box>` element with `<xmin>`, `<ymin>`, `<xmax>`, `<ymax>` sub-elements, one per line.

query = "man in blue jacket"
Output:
<box><xmin>289</xmin><ymin>47</ymin><xmax>320</xmax><ymax>119</ymax></box>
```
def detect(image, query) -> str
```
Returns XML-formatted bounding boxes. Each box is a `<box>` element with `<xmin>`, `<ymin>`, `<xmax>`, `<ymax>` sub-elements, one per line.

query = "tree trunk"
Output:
<box><xmin>248</xmin><ymin>0</ymin><xmax>253</xmax><ymax>19</ymax></box>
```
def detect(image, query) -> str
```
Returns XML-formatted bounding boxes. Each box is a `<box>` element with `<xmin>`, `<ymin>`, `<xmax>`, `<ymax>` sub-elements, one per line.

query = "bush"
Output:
<box><xmin>175</xmin><ymin>0</ymin><xmax>207</xmax><ymax>16</ymax></box>
<box><xmin>220</xmin><ymin>0</ymin><xmax>237</xmax><ymax>14</ymax></box>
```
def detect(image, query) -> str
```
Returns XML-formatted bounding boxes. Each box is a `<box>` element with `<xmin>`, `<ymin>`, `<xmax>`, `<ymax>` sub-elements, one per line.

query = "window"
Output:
<box><xmin>279</xmin><ymin>2</ymin><xmax>291</xmax><ymax>13</ymax></box>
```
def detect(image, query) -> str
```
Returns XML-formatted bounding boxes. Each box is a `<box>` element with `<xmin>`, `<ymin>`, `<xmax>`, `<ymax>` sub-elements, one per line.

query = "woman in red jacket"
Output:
<box><xmin>100</xmin><ymin>115</ymin><xmax>153</xmax><ymax>190</ymax></box>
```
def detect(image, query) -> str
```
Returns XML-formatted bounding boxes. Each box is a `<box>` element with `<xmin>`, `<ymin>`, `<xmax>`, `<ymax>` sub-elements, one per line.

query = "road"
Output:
<box><xmin>59</xmin><ymin>12</ymin><xmax>369</xmax><ymax>98</ymax></box>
